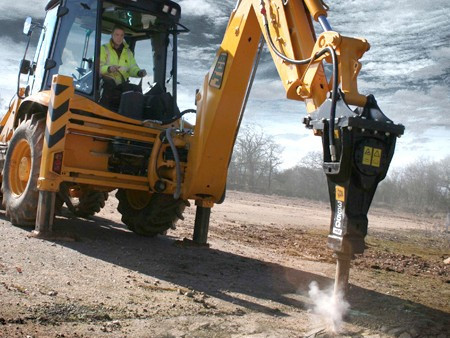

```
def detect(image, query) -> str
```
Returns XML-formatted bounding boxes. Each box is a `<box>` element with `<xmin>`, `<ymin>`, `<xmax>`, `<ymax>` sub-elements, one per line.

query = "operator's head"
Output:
<box><xmin>111</xmin><ymin>26</ymin><xmax>125</xmax><ymax>47</ymax></box>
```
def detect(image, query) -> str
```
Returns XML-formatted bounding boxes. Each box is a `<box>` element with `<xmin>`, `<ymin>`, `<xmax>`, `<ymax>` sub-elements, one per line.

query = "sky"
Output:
<box><xmin>0</xmin><ymin>0</ymin><xmax>449</xmax><ymax>169</ymax></box>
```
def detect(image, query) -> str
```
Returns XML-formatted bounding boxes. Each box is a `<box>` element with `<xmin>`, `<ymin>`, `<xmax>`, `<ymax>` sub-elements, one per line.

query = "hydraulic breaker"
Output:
<box><xmin>305</xmin><ymin>94</ymin><xmax>404</xmax><ymax>291</ymax></box>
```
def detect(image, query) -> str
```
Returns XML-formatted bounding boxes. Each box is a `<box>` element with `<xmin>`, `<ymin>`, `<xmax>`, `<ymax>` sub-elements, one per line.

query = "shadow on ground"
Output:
<box><xmin>3</xmin><ymin>210</ymin><xmax>449</xmax><ymax>334</ymax></box>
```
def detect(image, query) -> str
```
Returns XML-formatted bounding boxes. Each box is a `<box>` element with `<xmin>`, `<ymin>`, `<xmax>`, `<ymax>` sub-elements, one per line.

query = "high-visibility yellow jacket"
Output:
<box><xmin>100</xmin><ymin>40</ymin><xmax>140</xmax><ymax>85</ymax></box>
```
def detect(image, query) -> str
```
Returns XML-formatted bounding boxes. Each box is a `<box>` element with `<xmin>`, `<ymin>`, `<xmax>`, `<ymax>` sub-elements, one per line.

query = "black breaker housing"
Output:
<box><xmin>304</xmin><ymin>95</ymin><xmax>405</xmax><ymax>256</ymax></box>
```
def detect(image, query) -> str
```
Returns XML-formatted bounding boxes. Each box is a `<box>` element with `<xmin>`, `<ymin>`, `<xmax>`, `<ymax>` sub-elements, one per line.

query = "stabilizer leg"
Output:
<box><xmin>193</xmin><ymin>206</ymin><xmax>211</xmax><ymax>245</ymax></box>
<box><xmin>32</xmin><ymin>191</ymin><xmax>56</xmax><ymax>238</ymax></box>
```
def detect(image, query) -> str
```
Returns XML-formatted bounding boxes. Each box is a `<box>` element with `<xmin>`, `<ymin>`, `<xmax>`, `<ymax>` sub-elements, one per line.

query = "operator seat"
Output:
<box><xmin>142</xmin><ymin>83</ymin><xmax>180</xmax><ymax>122</ymax></box>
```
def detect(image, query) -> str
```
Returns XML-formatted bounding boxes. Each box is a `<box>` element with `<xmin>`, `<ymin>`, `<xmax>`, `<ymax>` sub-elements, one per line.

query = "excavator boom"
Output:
<box><xmin>185</xmin><ymin>0</ymin><xmax>404</xmax><ymax>291</ymax></box>
<box><xmin>185</xmin><ymin>0</ymin><xmax>376</xmax><ymax>202</ymax></box>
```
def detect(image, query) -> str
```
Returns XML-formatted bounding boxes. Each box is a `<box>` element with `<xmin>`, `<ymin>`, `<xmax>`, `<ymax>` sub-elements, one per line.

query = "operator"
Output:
<box><xmin>99</xmin><ymin>25</ymin><xmax>147</xmax><ymax>109</ymax></box>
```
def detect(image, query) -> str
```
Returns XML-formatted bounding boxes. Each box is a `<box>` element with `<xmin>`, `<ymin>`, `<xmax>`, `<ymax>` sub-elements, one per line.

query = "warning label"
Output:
<box><xmin>372</xmin><ymin>148</ymin><xmax>381</xmax><ymax>167</ymax></box>
<box><xmin>363</xmin><ymin>146</ymin><xmax>373</xmax><ymax>165</ymax></box>
<box><xmin>362</xmin><ymin>146</ymin><xmax>382</xmax><ymax>168</ymax></box>
<box><xmin>209</xmin><ymin>52</ymin><xmax>228</xmax><ymax>89</ymax></box>
<box><xmin>335</xmin><ymin>186</ymin><xmax>345</xmax><ymax>202</ymax></box>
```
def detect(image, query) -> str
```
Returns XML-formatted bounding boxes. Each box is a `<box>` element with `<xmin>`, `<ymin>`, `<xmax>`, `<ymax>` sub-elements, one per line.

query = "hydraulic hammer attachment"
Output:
<box><xmin>305</xmin><ymin>95</ymin><xmax>405</xmax><ymax>258</ymax></box>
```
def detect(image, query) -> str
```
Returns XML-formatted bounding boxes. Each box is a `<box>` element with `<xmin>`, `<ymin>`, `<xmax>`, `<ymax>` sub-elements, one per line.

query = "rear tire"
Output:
<box><xmin>2</xmin><ymin>117</ymin><xmax>44</xmax><ymax>226</ymax></box>
<box><xmin>72</xmin><ymin>191</ymin><xmax>109</xmax><ymax>217</ymax></box>
<box><xmin>116</xmin><ymin>189</ymin><xmax>186</xmax><ymax>237</ymax></box>
<box><xmin>57</xmin><ymin>186</ymin><xmax>108</xmax><ymax>218</ymax></box>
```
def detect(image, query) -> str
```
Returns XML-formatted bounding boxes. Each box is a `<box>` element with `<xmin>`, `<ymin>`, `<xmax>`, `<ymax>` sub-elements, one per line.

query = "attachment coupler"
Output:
<box><xmin>304</xmin><ymin>95</ymin><xmax>405</xmax><ymax>256</ymax></box>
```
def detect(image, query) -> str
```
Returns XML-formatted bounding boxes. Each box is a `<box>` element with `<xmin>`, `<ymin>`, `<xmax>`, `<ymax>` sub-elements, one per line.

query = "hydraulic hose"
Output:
<box><xmin>260</xmin><ymin>1</ymin><xmax>339</xmax><ymax>161</ymax></box>
<box><xmin>325</xmin><ymin>46</ymin><xmax>339</xmax><ymax>162</ymax></box>
<box><xmin>179</xmin><ymin>109</ymin><xmax>197</xmax><ymax>116</ymax></box>
<box><xmin>143</xmin><ymin>109</ymin><xmax>196</xmax><ymax>126</ymax></box>
<box><xmin>263</xmin><ymin>20</ymin><xmax>313</xmax><ymax>65</ymax></box>
<box><xmin>165</xmin><ymin>128</ymin><xmax>182</xmax><ymax>200</ymax></box>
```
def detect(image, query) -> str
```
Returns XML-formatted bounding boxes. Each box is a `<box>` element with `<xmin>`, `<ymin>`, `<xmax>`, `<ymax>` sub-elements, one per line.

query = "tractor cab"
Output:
<box><xmin>20</xmin><ymin>0</ymin><xmax>183</xmax><ymax>119</ymax></box>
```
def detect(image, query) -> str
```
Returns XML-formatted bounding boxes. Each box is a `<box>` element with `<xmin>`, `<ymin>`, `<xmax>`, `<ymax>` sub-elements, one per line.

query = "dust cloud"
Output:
<box><xmin>308</xmin><ymin>281</ymin><xmax>349</xmax><ymax>333</ymax></box>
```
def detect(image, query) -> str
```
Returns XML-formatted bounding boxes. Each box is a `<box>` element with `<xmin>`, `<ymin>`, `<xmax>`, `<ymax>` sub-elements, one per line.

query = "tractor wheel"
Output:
<box><xmin>116</xmin><ymin>189</ymin><xmax>187</xmax><ymax>237</ymax></box>
<box><xmin>56</xmin><ymin>186</ymin><xmax>109</xmax><ymax>218</ymax></box>
<box><xmin>1</xmin><ymin>117</ymin><xmax>44</xmax><ymax>226</ymax></box>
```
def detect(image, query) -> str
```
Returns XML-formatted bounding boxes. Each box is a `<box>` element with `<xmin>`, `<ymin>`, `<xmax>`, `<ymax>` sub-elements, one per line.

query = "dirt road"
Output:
<box><xmin>0</xmin><ymin>191</ymin><xmax>449</xmax><ymax>337</ymax></box>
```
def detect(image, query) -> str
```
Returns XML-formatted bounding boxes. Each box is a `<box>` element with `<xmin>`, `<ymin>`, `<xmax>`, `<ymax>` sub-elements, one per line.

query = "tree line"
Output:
<box><xmin>228</xmin><ymin>126</ymin><xmax>449</xmax><ymax>215</ymax></box>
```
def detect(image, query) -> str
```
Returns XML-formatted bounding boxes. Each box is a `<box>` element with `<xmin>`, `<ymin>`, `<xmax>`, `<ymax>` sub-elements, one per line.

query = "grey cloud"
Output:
<box><xmin>248</xmin><ymin>79</ymin><xmax>286</xmax><ymax>101</ymax></box>
<box><xmin>202</xmin><ymin>33</ymin><xmax>216</xmax><ymax>40</ymax></box>
<box><xmin>329</xmin><ymin>0</ymin><xmax>449</xmax><ymax>93</ymax></box>
<box><xmin>178</xmin><ymin>0</ymin><xmax>233</xmax><ymax>20</ymax></box>
<box><xmin>380</xmin><ymin>85</ymin><xmax>450</xmax><ymax>124</ymax></box>
<box><xmin>0</xmin><ymin>0</ymin><xmax>449</xmax><ymax>167</ymax></box>
<box><xmin>0</xmin><ymin>1</ymin><xmax>47</xmax><ymax>20</ymax></box>
<box><xmin>274</xmin><ymin>133</ymin><xmax>309</xmax><ymax>141</ymax></box>
<box><xmin>414</xmin><ymin>137</ymin><xmax>431</xmax><ymax>144</ymax></box>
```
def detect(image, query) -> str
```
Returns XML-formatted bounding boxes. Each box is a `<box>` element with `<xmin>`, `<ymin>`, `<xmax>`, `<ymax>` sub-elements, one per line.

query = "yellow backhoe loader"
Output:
<box><xmin>0</xmin><ymin>0</ymin><xmax>404</xmax><ymax>294</ymax></box>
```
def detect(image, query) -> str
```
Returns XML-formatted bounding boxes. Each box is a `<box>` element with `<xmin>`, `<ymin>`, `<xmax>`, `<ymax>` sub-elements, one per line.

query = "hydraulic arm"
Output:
<box><xmin>187</xmin><ymin>0</ymin><xmax>404</xmax><ymax>291</ymax></box>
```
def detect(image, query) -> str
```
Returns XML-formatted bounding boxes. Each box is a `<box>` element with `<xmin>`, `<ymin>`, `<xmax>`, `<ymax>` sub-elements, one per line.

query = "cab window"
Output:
<box><xmin>48</xmin><ymin>0</ymin><xmax>97</xmax><ymax>95</ymax></box>
<box><xmin>133</xmin><ymin>39</ymin><xmax>154</xmax><ymax>86</ymax></box>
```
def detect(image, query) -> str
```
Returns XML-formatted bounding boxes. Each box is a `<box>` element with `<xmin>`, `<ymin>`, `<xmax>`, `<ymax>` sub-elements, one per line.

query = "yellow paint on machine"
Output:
<box><xmin>335</xmin><ymin>186</ymin><xmax>345</xmax><ymax>202</ymax></box>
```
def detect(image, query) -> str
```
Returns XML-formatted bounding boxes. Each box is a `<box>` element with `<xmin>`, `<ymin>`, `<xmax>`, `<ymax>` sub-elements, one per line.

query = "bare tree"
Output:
<box><xmin>273</xmin><ymin>151</ymin><xmax>327</xmax><ymax>201</ymax></box>
<box><xmin>229</xmin><ymin>126</ymin><xmax>449</xmax><ymax>216</ymax></box>
<box><xmin>264</xmin><ymin>139</ymin><xmax>283</xmax><ymax>192</ymax></box>
<box><xmin>228</xmin><ymin>125</ymin><xmax>283</xmax><ymax>193</ymax></box>
<box><xmin>300</xmin><ymin>151</ymin><xmax>323</xmax><ymax>170</ymax></box>
<box><xmin>374</xmin><ymin>156</ymin><xmax>450</xmax><ymax>214</ymax></box>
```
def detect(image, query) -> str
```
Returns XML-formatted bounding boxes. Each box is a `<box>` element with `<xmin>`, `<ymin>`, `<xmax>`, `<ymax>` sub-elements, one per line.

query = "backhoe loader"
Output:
<box><xmin>0</xmin><ymin>0</ymin><xmax>404</xmax><ymax>294</ymax></box>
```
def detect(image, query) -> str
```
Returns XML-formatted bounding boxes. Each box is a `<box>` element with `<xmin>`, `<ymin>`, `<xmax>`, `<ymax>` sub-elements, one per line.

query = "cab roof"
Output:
<box><xmin>45</xmin><ymin>0</ymin><xmax>181</xmax><ymax>23</ymax></box>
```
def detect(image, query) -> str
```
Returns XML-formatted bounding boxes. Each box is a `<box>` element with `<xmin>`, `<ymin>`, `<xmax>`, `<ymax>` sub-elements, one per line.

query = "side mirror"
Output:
<box><xmin>20</xmin><ymin>59</ymin><xmax>31</xmax><ymax>75</ymax></box>
<box><xmin>23</xmin><ymin>17</ymin><xmax>33</xmax><ymax>36</ymax></box>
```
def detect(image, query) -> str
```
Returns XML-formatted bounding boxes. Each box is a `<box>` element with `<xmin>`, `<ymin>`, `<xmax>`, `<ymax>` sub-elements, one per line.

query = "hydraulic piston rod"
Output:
<box><xmin>318</xmin><ymin>15</ymin><xmax>332</xmax><ymax>32</ymax></box>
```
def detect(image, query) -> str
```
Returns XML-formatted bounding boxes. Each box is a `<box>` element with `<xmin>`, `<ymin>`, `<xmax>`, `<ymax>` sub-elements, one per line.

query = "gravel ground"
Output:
<box><xmin>0</xmin><ymin>190</ymin><xmax>449</xmax><ymax>337</ymax></box>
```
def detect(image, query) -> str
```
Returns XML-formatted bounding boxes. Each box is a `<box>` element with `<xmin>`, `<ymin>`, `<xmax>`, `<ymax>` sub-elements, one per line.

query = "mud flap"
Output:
<box><xmin>305</xmin><ymin>95</ymin><xmax>405</xmax><ymax>255</ymax></box>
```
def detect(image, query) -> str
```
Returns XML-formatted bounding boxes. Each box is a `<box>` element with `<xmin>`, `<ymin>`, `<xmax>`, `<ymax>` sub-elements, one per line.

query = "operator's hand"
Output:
<box><xmin>108</xmin><ymin>65</ymin><xmax>120</xmax><ymax>73</ymax></box>
<box><xmin>137</xmin><ymin>69</ymin><xmax>147</xmax><ymax>78</ymax></box>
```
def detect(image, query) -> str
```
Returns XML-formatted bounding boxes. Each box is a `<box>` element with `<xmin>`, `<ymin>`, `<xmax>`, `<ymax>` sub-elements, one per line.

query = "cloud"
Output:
<box><xmin>380</xmin><ymin>85</ymin><xmax>450</xmax><ymax>129</ymax></box>
<box><xmin>0</xmin><ymin>36</ymin><xmax>35</xmax><ymax>101</ymax></box>
<box><xmin>329</xmin><ymin>0</ymin><xmax>450</xmax><ymax>93</ymax></box>
<box><xmin>249</xmin><ymin>79</ymin><xmax>286</xmax><ymax>101</ymax></box>
<box><xmin>0</xmin><ymin>92</ymin><xmax>7</xmax><ymax>111</ymax></box>
<box><xmin>0</xmin><ymin>1</ymin><xmax>47</xmax><ymax>20</ymax></box>
<box><xmin>0</xmin><ymin>1</ymin><xmax>448</xmax><ymax>168</ymax></box>
<box><xmin>202</xmin><ymin>33</ymin><xmax>216</xmax><ymax>40</ymax></box>
<box><xmin>176</xmin><ymin>0</ymin><xmax>450</xmax><ymax>167</ymax></box>
<box><xmin>177</xmin><ymin>0</ymin><xmax>233</xmax><ymax>19</ymax></box>
<box><xmin>275</xmin><ymin>133</ymin><xmax>309</xmax><ymax>141</ymax></box>
<box><xmin>391</xmin><ymin>125</ymin><xmax>450</xmax><ymax>168</ymax></box>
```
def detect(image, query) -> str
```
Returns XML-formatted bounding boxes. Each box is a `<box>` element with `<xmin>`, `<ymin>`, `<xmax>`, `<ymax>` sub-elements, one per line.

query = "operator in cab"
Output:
<box><xmin>99</xmin><ymin>25</ymin><xmax>147</xmax><ymax>110</ymax></box>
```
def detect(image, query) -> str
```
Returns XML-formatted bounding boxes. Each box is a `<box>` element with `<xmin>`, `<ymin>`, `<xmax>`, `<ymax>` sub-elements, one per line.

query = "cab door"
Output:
<box><xmin>45</xmin><ymin>0</ymin><xmax>99</xmax><ymax>98</ymax></box>
<box><xmin>28</xmin><ymin>5</ymin><xmax>59</xmax><ymax>95</ymax></box>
